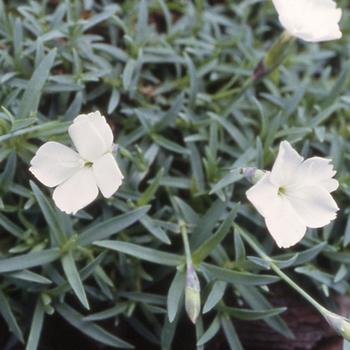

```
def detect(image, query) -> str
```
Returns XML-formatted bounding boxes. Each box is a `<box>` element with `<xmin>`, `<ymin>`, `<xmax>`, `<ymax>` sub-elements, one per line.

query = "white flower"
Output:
<box><xmin>272</xmin><ymin>0</ymin><xmax>342</xmax><ymax>42</ymax></box>
<box><xmin>30</xmin><ymin>111</ymin><xmax>123</xmax><ymax>214</ymax></box>
<box><xmin>246</xmin><ymin>141</ymin><xmax>339</xmax><ymax>248</ymax></box>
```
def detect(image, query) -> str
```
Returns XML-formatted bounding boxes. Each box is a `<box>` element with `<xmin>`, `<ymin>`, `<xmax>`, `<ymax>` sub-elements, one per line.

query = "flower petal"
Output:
<box><xmin>246</xmin><ymin>173</ymin><xmax>280</xmax><ymax>218</ymax></box>
<box><xmin>272</xmin><ymin>0</ymin><xmax>342</xmax><ymax>43</ymax></box>
<box><xmin>265</xmin><ymin>196</ymin><xmax>307</xmax><ymax>248</ymax></box>
<box><xmin>93</xmin><ymin>153</ymin><xmax>123</xmax><ymax>198</ymax></box>
<box><xmin>29</xmin><ymin>141</ymin><xmax>82</xmax><ymax>187</ymax></box>
<box><xmin>270</xmin><ymin>141</ymin><xmax>303</xmax><ymax>187</ymax></box>
<box><xmin>68</xmin><ymin>111</ymin><xmax>114</xmax><ymax>161</ymax></box>
<box><xmin>52</xmin><ymin>167</ymin><xmax>98</xmax><ymax>214</ymax></box>
<box><xmin>292</xmin><ymin>157</ymin><xmax>338</xmax><ymax>192</ymax></box>
<box><xmin>287</xmin><ymin>186</ymin><xmax>339</xmax><ymax>228</ymax></box>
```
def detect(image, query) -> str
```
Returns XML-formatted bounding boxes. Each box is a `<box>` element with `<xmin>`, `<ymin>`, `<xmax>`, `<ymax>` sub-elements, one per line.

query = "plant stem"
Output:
<box><xmin>235</xmin><ymin>224</ymin><xmax>328</xmax><ymax>315</ymax></box>
<box><xmin>180</xmin><ymin>220</ymin><xmax>192</xmax><ymax>266</ymax></box>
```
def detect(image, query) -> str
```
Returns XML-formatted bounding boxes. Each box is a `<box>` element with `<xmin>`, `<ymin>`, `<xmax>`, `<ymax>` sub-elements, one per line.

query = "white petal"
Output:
<box><xmin>287</xmin><ymin>186</ymin><xmax>339</xmax><ymax>228</ymax></box>
<box><xmin>265</xmin><ymin>196</ymin><xmax>307</xmax><ymax>248</ymax></box>
<box><xmin>93</xmin><ymin>153</ymin><xmax>123</xmax><ymax>198</ymax></box>
<box><xmin>68</xmin><ymin>111</ymin><xmax>114</xmax><ymax>161</ymax></box>
<box><xmin>270</xmin><ymin>141</ymin><xmax>303</xmax><ymax>187</ymax></box>
<box><xmin>246</xmin><ymin>173</ymin><xmax>280</xmax><ymax>218</ymax></box>
<box><xmin>272</xmin><ymin>0</ymin><xmax>342</xmax><ymax>42</ymax></box>
<box><xmin>292</xmin><ymin>157</ymin><xmax>339</xmax><ymax>192</ymax></box>
<box><xmin>29</xmin><ymin>141</ymin><xmax>82</xmax><ymax>187</ymax></box>
<box><xmin>52</xmin><ymin>167</ymin><xmax>98</xmax><ymax>214</ymax></box>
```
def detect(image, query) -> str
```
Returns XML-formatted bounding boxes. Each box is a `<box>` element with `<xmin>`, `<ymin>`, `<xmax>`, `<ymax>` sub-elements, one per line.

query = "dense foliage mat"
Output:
<box><xmin>0</xmin><ymin>0</ymin><xmax>350</xmax><ymax>349</ymax></box>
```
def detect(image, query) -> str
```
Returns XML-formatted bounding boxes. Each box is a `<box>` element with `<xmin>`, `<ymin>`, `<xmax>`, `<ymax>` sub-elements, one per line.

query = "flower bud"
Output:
<box><xmin>324</xmin><ymin>311</ymin><xmax>350</xmax><ymax>341</ymax></box>
<box><xmin>185</xmin><ymin>263</ymin><xmax>201</xmax><ymax>324</ymax></box>
<box><xmin>253</xmin><ymin>31</ymin><xmax>295</xmax><ymax>80</ymax></box>
<box><xmin>241</xmin><ymin>167</ymin><xmax>266</xmax><ymax>184</ymax></box>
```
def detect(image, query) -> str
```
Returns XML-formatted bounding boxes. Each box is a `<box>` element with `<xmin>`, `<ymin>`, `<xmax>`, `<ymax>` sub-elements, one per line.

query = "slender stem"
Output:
<box><xmin>269</xmin><ymin>264</ymin><xmax>328</xmax><ymax>314</ymax></box>
<box><xmin>236</xmin><ymin>224</ymin><xmax>328</xmax><ymax>315</ymax></box>
<box><xmin>180</xmin><ymin>220</ymin><xmax>192</xmax><ymax>266</ymax></box>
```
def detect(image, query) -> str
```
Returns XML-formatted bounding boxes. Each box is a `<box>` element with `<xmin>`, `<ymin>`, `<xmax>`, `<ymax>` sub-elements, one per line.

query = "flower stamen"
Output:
<box><xmin>278</xmin><ymin>186</ymin><xmax>286</xmax><ymax>196</ymax></box>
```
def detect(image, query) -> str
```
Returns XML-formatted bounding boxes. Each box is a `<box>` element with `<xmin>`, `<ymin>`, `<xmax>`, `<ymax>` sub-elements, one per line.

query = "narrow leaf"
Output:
<box><xmin>61</xmin><ymin>251</ymin><xmax>89</xmax><ymax>309</ymax></box>
<box><xmin>94</xmin><ymin>240</ymin><xmax>182</xmax><ymax>266</ymax></box>
<box><xmin>167</xmin><ymin>269</ymin><xmax>186</xmax><ymax>322</ymax></box>
<box><xmin>25</xmin><ymin>300</ymin><xmax>45</xmax><ymax>350</ymax></box>
<box><xmin>56</xmin><ymin>304</ymin><xmax>133</xmax><ymax>349</ymax></box>
<box><xmin>0</xmin><ymin>249</ymin><xmax>60</xmax><ymax>273</ymax></box>
<box><xmin>78</xmin><ymin>206</ymin><xmax>150</xmax><ymax>246</ymax></box>
<box><xmin>192</xmin><ymin>204</ymin><xmax>239</xmax><ymax>264</ymax></box>
<box><xmin>18</xmin><ymin>49</ymin><xmax>57</xmax><ymax>119</ymax></box>
<box><xmin>201</xmin><ymin>263</ymin><xmax>279</xmax><ymax>286</ymax></box>
<box><xmin>0</xmin><ymin>289</ymin><xmax>24</xmax><ymax>342</ymax></box>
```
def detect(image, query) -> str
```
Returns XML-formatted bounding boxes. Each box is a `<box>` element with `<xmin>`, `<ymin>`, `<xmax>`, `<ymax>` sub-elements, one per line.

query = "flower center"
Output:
<box><xmin>278</xmin><ymin>186</ymin><xmax>286</xmax><ymax>196</ymax></box>
<box><xmin>84</xmin><ymin>161</ymin><xmax>93</xmax><ymax>168</ymax></box>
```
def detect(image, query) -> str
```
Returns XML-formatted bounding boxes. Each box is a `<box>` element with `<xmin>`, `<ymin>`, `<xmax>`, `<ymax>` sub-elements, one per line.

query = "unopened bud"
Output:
<box><xmin>253</xmin><ymin>31</ymin><xmax>295</xmax><ymax>80</ymax></box>
<box><xmin>185</xmin><ymin>263</ymin><xmax>201</xmax><ymax>324</ymax></box>
<box><xmin>241</xmin><ymin>167</ymin><xmax>266</xmax><ymax>184</ymax></box>
<box><xmin>324</xmin><ymin>311</ymin><xmax>350</xmax><ymax>341</ymax></box>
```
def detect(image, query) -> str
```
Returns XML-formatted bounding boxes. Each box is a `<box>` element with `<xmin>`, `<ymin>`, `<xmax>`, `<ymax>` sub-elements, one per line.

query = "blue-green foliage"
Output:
<box><xmin>0</xmin><ymin>0</ymin><xmax>350</xmax><ymax>349</ymax></box>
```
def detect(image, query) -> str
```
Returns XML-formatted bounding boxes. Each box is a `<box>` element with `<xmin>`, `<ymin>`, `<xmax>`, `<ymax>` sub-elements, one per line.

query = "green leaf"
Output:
<box><xmin>94</xmin><ymin>240</ymin><xmax>182</xmax><ymax>266</ymax></box>
<box><xmin>196</xmin><ymin>316</ymin><xmax>220</xmax><ymax>346</ymax></box>
<box><xmin>203</xmin><ymin>281</ymin><xmax>226</xmax><ymax>314</ymax></box>
<box><xmin>0</xmin><ymin>289</ymin><xmax>24</xmax><ymax>342</ymax></box>
<box><xmin>221</xmin><ymin>316</ymin><xmax>243</xmax><ymax>350</ymax></box>
<box><xmin>161</xmin><ymin>313</ymin><xmax>179</xmax><ymax>350</ymax></box>
<box><xmin>210</xmin><ymin>170</ymin><xmax>243</xmax><ymax>194</ymax></box>
<box><xmin>236</xmin><ymin>285</ymin><xmax>294</xmax><ymax>339</ymax></box>
<box><xmin>123</xmin><ymin>59</ymin><xmax>136</xmax><ymax>91</ymax></box>
<box><xmin>0</xmin><ymin>212</ymin><xmax>24</xmax><ymax>238</ymax></box>
<box><xmin>172</xmin><ymin>196</ymin><xmax>199</xmax><ymax>225</ymax></box>
<box><xmin>219</xmin><ymin>305</ymin><xmax>287</xmax><ymax>320</ymax></box>
<box><xmin>201</xmin><ymin>263</ymin><xmax>279</xmax><ymax>286</ymax></box>
<box><xmin>234</xmin><ymin>229</ymin><xmax>246</xmax><ymax>262</ymax></box>
<box><xmin>289</xmin><ymin>242</ymin><xmax>326</xmax><ymax>266</ymax></box>
<box><xmin>50</xmin><ymin>253</ymin><xmax>106</xmax><ymax>297</ymax></box>
<box><xmin>152</xmin><ymin>134</ymin><xmax>189</xmax><ymax>155</ymax></box>
<box><xmin>155</xmin><ymin>93</ymin><xmax>184</xmax><ymax>130</ymax></box>
<box><xmin>17</xmin><ymin>49</ymin><xmax>57</xmax><ymax>119</ymax></box>
<box><xmin>209</xmin><ymin>113</ymin><xmax>248</xmax><ymax>150</ymax></box>
<box><xmin>136</xmin><ymin>0</ymin><xmax>148</xmax><ymax>43</ymax></box>
<box><xmin>30</xmin><ymin>181</ymin><xmax>65</xmax><ymax>244</ymax></box>
<box><xmin>138</xmin><ymin>168</ymin><xmax>164</xmax><ymax>206</ymax></box>
<box><xmin>108</xmin><ymin>89</ymin><xmax>120</xmax><ymax>114</ymax></box>
<box><xmin>167</xmin><ymin>269</ymin><xmax>185</xmax><ymax>322</ymax></box>
<box><xmin>56</xmin><ymin>304</ymin><xmax>133</xmax><ymax>349</ymax></box>
<box><xmin>78</xmin><ymin>206</ymin><xmax>150</xmax><ymax>246</ymax></box>
<box><xmin>140</xmin><ymin>215</ymin><xmax>171</xmax><ymax>244</ymax></box>
<box><xmin>0</xmin><ymin>249</ymin><xmax>60</xmax><ymax>273</ymax></box>
<box><xmin>185</xmin><ymin>53</ymin><xmax>198</xmax><ymax>108</ymax></box>
<box><xmin>343</xmin><ymin>214</ymin><xmax>350</xmax><ymax>247</ymax></box>
<box><xmin>0</xmin><ymin>151</ymin><xmax>16</xmax><ymax>193</ymax></box>
<box><xmin>192</xmin><ymin>204</ymin><xmax>239</xmax><ymax>264</ymax></box>
<box><xmin>61</xmin><ymin>251</ymin><xmax>89</xmax><ymax>310</ymax></box>
<box><xmin>8</xmin><ymin>270</ymin><xmax>52</xmax><ymax>284</ymax></box>
<box><xmin>190</xmin><ymin>199</ymin><xmax>226</xmax><ymax>249</ymax></box>
<box><xmin>186</xmin><ymin>141</ymin><xmax>205</xmax><ymax>192</ymax></box>
<box><xmin>83</xmin><ymin>304</ymin><xmax>128</xmax><ymax>322</ymax></box>
<box><xmin>118</xmin><ymin>292</ymin><xmax>166</xmax><ymax>306</ymax></box>
<box><xmin>25</xmin><ymin>300</ymin><xmax>45</xmax><ymax>350</ymax></box>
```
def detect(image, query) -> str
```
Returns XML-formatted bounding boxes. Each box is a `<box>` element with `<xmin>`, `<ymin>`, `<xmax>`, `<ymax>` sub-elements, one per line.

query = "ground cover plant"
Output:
<box><xmin>1</xmin><ymin>0</ymin><xmax>350</xmax><ymax>349</ymax></box>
